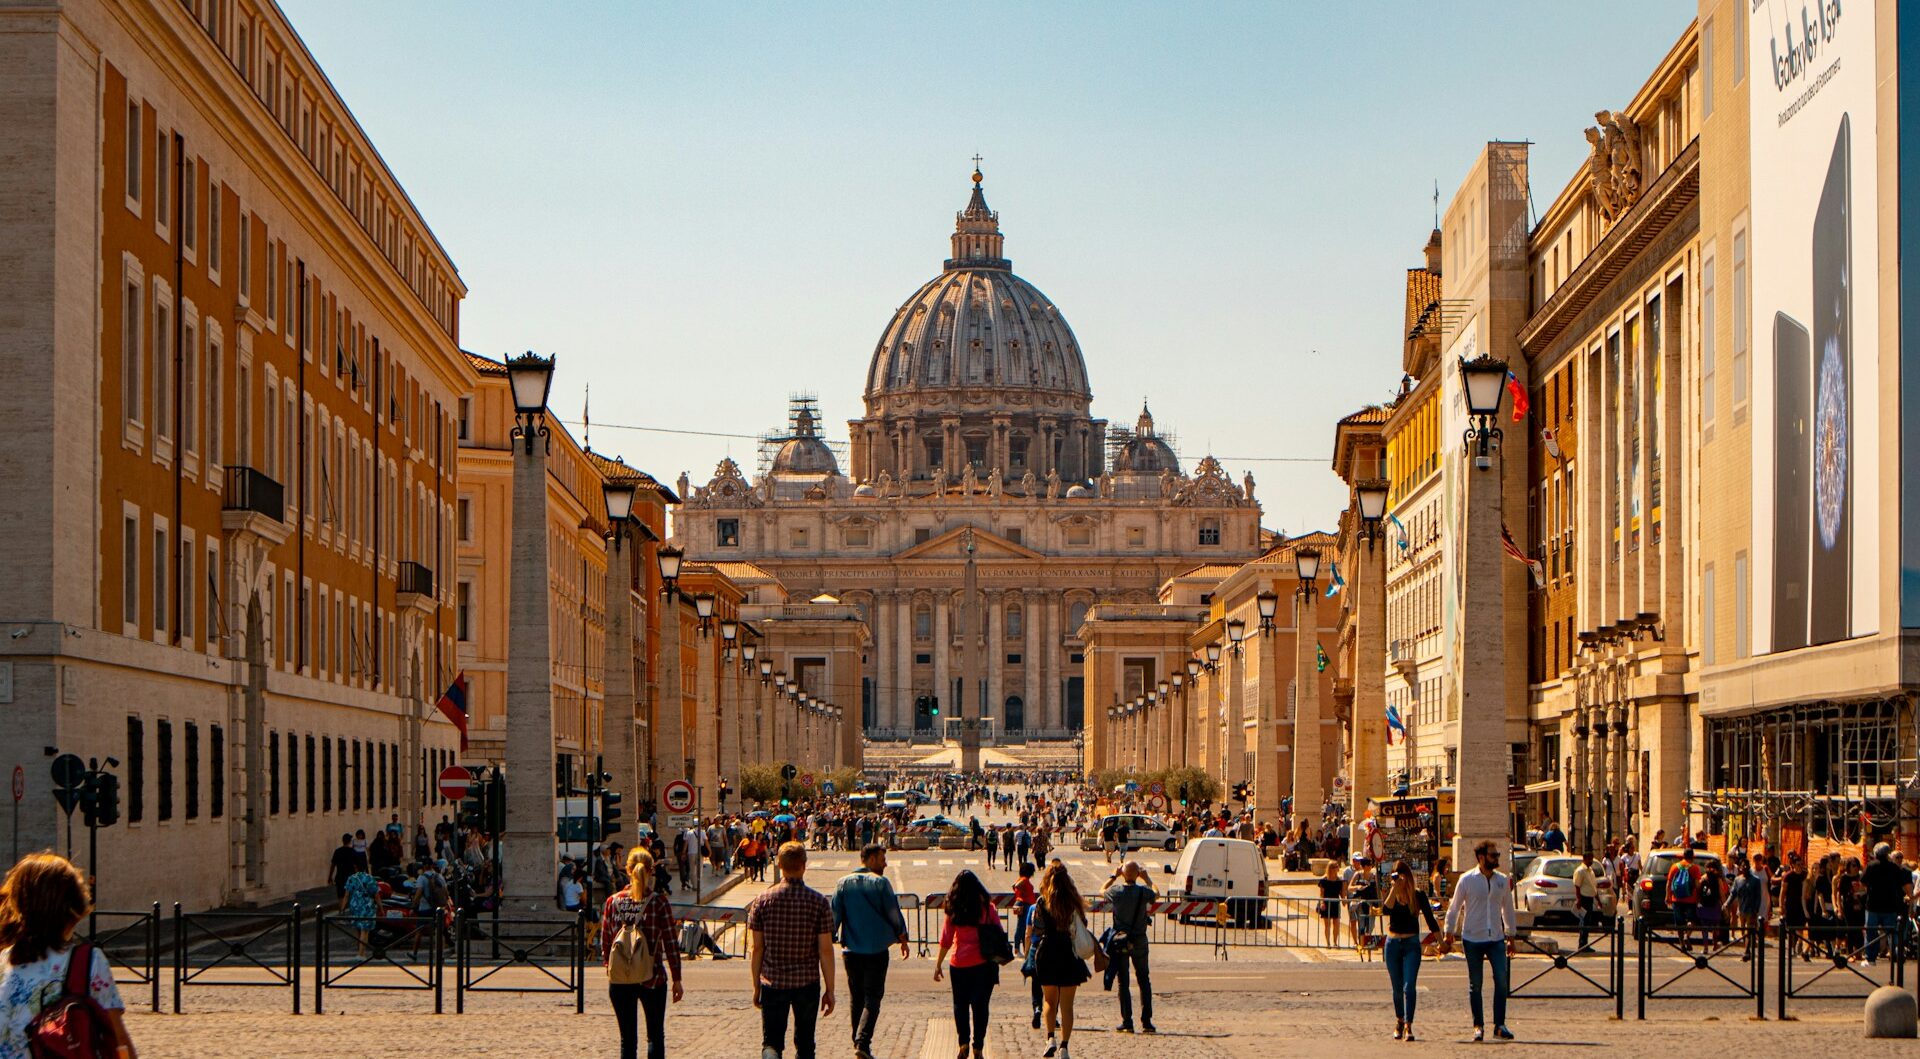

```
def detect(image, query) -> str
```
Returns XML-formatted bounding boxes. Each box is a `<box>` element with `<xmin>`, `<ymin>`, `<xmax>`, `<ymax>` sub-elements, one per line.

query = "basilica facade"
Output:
<box><xmin>676</xmin><ymin>171</ymin><xmax>1262</xmax><ymax>741</ymax></box>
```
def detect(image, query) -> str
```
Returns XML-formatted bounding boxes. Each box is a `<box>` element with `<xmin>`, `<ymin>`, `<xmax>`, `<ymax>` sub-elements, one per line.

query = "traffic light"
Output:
<box><xmin>600</xmin><ymin>789</ymin><xmax>623</xmax><ymax>837</ymax></box>
<box><xmin>82</xmin><ymin>771</ymin><xmax>119</xmax><ymax>829</ymax></box>
<box><xmin>485</xmin><ymin>777</ymin><xmax>507</xmax><ymax>835</ymax></box>
<box><xmin>1232</xmin><ymin>781</ymin><xmax>1250</xmax><ymax>802</ymax></box>
<box><xmin>915</xmin><ymin>696</ymin><xmax>928</xmax><ymax>719</ymax></box>
<box><xmin>460</xmin><ymin>783</ymin><xmax>488</xmax><ymax>831</ymax></box>
<box><xmin>929</xmin><ymin>696</ymin><xmax>940</xmax><ymax>717</ymax></box>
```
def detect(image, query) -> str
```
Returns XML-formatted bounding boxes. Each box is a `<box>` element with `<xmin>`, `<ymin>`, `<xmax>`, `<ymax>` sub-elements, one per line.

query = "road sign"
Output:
<box><xmin>1148</xmin><ymin>781</ymin><xmax>1165</xmax><ymax>796</ymax></box>
<box><xmin>665</xmin><ymin>813</ymin><xmax>698</xmax><ymax>829</ymax></box>
<box><xmin>662</xmin><ymin>779</ymin><xmax>696</xmax><ymax>814</ymax></box>
<box><xmin>50</xmin><ymin>753</ymin><xmax>84</xmax><ymax>790</ymax></box>
<box><xmin>11</xmin><ymin>766</ymin><xmax>22</xmax><ymax>803</ymax></box>
<box><xmin>801</xmin><ymin>773</ymin><xmax>814</xmax><ymax>788</ymax></box>
<box><xmin>1145</xmin><ymin>793</ymin><xmax>1167</xmax><ymax>812</ymax></box>
<box><xmin>822</xmin><ymin>781</ymin><xmax>836</xmax><ymax>796</ymax></box>
<box><xmin>437</xmin><ymin>764</ymin><xmax>472</xmax><ymax>801</ymax></box>
<box><xmin>1124</xmin><ymin>781</ymin><xmax>1139</xmax><ymax>792</ymax></box>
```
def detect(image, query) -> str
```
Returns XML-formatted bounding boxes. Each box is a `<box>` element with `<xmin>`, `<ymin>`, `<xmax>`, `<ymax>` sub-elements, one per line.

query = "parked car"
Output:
<box><xmin>1509</xmin><ymin>851</ymin><xmax>1542</xmax><ymax>882</ymax></box>
<box><xmin>1514</xmin><ymin>855</ymin><xmax>1618</xmax><ymax>925</ymax></box>
<box><xmin>882</xmin><ymin>790</ymin><xmax>911</xmax><ymax>811</ymax></box>
<box><xmin>1077</xmin><ymin>814</ymin><xmax>1183</xmax><ymax>852</ymax></box>
<box><xmin>1635</xmin><ymin>849</ymin><xmax>1723</xmax><ymax>930</ymax></box>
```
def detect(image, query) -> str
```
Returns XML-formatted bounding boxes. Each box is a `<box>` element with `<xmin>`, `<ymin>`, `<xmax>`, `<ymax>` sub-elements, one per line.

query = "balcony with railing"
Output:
<box><xmin>221</xmin><ymin>466</ymin><xmax>291</xmax><ymax>544</ymax></box>
<box><xmin>397</xmin><ymin>561</ymin><xmax>436</xmax><ymax>612</ymax></box>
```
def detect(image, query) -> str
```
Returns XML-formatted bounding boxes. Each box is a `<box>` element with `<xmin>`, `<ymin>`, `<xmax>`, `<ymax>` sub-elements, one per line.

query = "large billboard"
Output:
<box><xmin>1749</xmin><ymin>0</ymin><xmax>1880</xmax><ymax>652</ymax></box>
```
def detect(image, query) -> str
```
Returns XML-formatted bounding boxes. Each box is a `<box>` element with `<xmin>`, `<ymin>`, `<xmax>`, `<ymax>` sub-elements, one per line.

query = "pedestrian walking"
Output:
<box><xmin>1571</xmin><ymin>851</ymin><xmax>1599</xmax><ymax>951</ymax></box>
<box><xmin>1029</xmin><ymin>861</ymin><xmax>1092</xmax><ymax>1059</ymax></box>
<box><xmin>1316</xmin><ymin>859</ymin><xmax>1345</xmax><ymax>947</ymax></box>
<box><xmin>1102</xmin><ymin>861</ymin><xmax>1156</xmax><ymax>1033</ymax></box>
<box><xmin>1380</xmin><ymin>860</ymin><xmax>1440</xmax><ymax>1041</ymax></box>
<box><xmin>1442</xmin><ymin>840</ymin><xmax>1516</xmax><ymax>1043</ymax></box>
<box><xmin>0</xmin><ymin>852</ymin><xmax>140</xmax><ymax>1058</ymax></box>
<box><xmin>601</xmin><ymin>849</ymin><xmax>683</xmax><ymax>1059</ymax></box>
<box><xmin>747</xmin><ymin>841</ymin><xmax>836</xmax><ymax>1059</ymax></box>
<box><xmin>1861</xmin><ymin>843</ymin><xmax>1913</xmax><ymax>964</ymax></box>
<box><xmin>832</xmin><ymin>843</ymin><xmax>910</xmax><ymax>1059</ymax></box>
<box><xmin>1100</xmin><ymin>818</ymin><xmax>1118</xmax><ymax>864</ymax></box>
<box><xmin>1001</xmin><ymin>826</ymin><xmax>1016</xmax><ymax>870</ymax></box>
<box><xmin>933</xmin><ymin>871</ymin><xmax>1002</xmax><ymax>1059</ymax></box>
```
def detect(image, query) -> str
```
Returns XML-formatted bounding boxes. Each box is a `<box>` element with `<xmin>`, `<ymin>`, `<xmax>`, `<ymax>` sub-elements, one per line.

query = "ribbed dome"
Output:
<box><xmin>769</xmin><ymin>405</ymin><xmax>840</xmax><ymax>477</ymax></box>
<box><xmin>863</xmin><ymin>171</ymin><xmax>1091</xmax><ymax>410</ymax></box>
<box><xmin>1112</xmin><ymin>403</ymin><xmax>1180</xmax><ymax>475</ymax></box>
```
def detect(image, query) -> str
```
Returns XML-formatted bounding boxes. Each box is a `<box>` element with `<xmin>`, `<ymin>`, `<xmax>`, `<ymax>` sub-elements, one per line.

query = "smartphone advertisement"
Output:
<box><xmin>1749</xmin><ymin>0</ymin><xmax>1880</xmax><ymax>652</ymax></box>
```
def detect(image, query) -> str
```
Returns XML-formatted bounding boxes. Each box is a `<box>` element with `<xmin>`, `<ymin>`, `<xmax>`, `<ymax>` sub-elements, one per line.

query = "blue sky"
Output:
<box><xmin>281</xmin><ymin>1</ymin><xmax>1693</xmax><ymax>535</ymax></box>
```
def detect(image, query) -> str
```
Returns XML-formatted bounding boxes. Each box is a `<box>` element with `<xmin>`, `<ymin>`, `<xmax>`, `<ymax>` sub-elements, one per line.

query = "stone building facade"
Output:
<box><xmin>676</xmin><ymin>171</ymin><xmax>1261</xmax><ymax>741</ymax></box>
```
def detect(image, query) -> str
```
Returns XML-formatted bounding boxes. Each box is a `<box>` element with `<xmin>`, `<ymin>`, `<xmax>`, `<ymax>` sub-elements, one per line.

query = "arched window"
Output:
<box><xmin>1068</xmin><ymin>600</ymin><xmax>1089</xmax><ymax>633</ymax></box>
<box><xmin>1006</xmin><ymin>605</ymin><xmax>1023</xmax><ymax>640</ymax></box>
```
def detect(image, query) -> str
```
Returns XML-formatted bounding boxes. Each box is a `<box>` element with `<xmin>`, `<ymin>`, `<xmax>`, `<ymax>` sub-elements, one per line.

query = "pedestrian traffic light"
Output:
<box><xmin>82</xmin><ymin>771</ymin><xmax>120</xmax><ymax>829</ymax></box>
<box><xmin>599</xmin><ymin>789</ymin><xmax>623</xmax><ymax>837</ymax></box>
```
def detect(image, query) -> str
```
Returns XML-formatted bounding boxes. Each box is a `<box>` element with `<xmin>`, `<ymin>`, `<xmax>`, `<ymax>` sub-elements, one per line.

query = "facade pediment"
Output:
<box><xmin>894</xmin><ymin>525</ymin><xmax>1046</xmax><ymax>562</ymax></box>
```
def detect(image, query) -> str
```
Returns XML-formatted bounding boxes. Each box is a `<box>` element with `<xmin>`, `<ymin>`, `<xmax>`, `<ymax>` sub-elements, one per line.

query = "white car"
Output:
<box><xmin>1514</xmin><ymin>855</ymin><xmax>1617</xmax><ymax>924</ymax></box>
<box><xmin>1077</xmin><ymin>813</ymin><xmax>1183</xmax><ymax>852</ymax></box>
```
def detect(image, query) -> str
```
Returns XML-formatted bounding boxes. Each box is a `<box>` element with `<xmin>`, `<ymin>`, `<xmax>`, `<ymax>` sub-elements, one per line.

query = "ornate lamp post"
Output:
<box><xmin>502</xmin><ymin>352</ymin><xmax>558</xmax><ymax>911</ymax></box>
<box><xmin>600</xmin><ymin>477</ymin><xmax>642</xmax><ymax>824</ymax></box>
<box><xmin>1455</xmin><ymin>353</ymin><xmax>1512</xmax><ymax>867</ymax></box>
<box><xmin>1347</xmin><ymin>478</ymin><xmax>1391</xmax><ymax>855</ymax></box>
<box><xmin>1290</xmin><ymin>546</ymin><xmax>1323</xmax><ymax>831</ymax></box>
<box><xmin>1256</xmin><ymin>591</ymin><xmax>1279</xmax><ymax>635</ymax></box>
<box><xmin>652</xmin><ymin>543</ymin><xmax>687</xmax><ymax>856</ymax></box>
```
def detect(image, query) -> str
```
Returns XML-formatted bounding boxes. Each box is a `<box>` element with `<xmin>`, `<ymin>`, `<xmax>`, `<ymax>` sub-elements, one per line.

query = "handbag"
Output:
<box><xmin>977</xmin><ymin>910</ymin><xmax>1016</xmax><ymax>966</ymax></box>
<box><xmin>1070</xmin><ymin>912</ymin><xmax>1097</xmax><ymax>960</ymax></box>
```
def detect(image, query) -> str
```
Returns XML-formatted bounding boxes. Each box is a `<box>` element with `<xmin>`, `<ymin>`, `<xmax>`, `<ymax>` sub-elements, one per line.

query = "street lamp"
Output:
<box><xmin>1186</xmin><ymin>658</ymin><xmax>1201</xmax><ymax>681</ymax></box>
<box><xmin>506</xmin><ymin>351</ymin><xmax>556</xmax><ymax>453</ymax></box>
<box><xmin>1172</xmin><ymin>673</ymin><xmax>1183</xmax><ymax>693</ymax></box>
<box><xmin>1205</xmin><ymin>642</ymin><xmax>1222</xmax><ymax>670</ymax></box>
<box><xmin>720</xmin><ymin>619</ymin><xmax>738</xmax><ymax>660</ymax></box>
<box><xmin>759</xmin><ymin>658</ymin><xmax>773</xmax><ymax>684</ymax></box>
<box><xmin>1226</xmin><ymin>618</ymin><xmax>1247</xmax><ymax>657</ymax></box>
<box><xmin>1295</xmin><ymin>546</ymin><xmax>1322</xmax><ymax>593</ymax></box>
<box><xmin>1256</xmin><ymin>590</ymin><xmax>1279</xmax><ymax>634</ymax></box>
<box><xmin>694</xmin><ymin>594</ymin><xmax>715</xmax><ymax>635</ymax></box>
<box><xmin>1458</xmin><ymin>353</ymin><xmax>1511</xmax><ymax>470</ymax></box>
<box><xmin>741</xmin><ymin>641</ymin><xmax>756</xmax><ymax>672</ymax></box>
<box><xmin>1355</xmin><ymin>480</ymin><xmax>1389</xmax><ymax>545</ymax></box>
<box><xmin>601</xmin><ymin>479</ymin><xmax>637</xmax><ymax>547</ymax></box>
<box><xmin>1157</xmin><ymin>680</ymin><xmax>1170</xmax><ymax>700</ymax></box>
<box><xmin>656</xmin><ymin>545</ymin><xmax>684</xmax><ymax>599</ymax></box>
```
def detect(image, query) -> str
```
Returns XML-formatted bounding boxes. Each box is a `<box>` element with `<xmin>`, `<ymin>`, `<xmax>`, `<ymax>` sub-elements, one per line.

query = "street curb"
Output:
<box><xmin>700</xmin><ymin>870</ymin><xmax>747</xmax><ymax>904</ymax></box>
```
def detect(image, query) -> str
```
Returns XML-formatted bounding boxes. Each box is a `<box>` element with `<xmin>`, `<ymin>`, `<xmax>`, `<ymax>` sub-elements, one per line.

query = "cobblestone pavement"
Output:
<box><xmin>126</xmin><ymin>957</ymin><xmax>1911</xmax><ymax>1057</ymax></box>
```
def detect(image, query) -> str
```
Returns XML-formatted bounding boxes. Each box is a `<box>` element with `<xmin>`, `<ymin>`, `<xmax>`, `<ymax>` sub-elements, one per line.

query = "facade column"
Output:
<box><xmin>933</xmin><ymin>595</ymin><xmax>951</xmax><ymax>729</ymax></box>
<box><xmin>602</xmin><ymin>535</ymin><xmax>638</xmax><ymax>819</ymax></box>
<box><xmin>502</xmin><ymin>428</ymin><xmax>558</xmax><ymax>911</ymax></box>
<box><xmin>895</xmin><ymin>594</ymin><xmax>913</xmax><ymax>735</ymax></box>
<box><xmin>1349</xmin><ymin>533</ymin><xmax>1389</xmax><ymax>851</ymax></box>
<box><xmin>1045</xmin><ymin>594</ymin><xmax>1061</xmax><ymax>731</ymax></box>
<box><xmin>875</xmin><ymin>593</ymin><xmax>894</xmax><ymax>737</ymax></box>
<box><xmin>986</xmin><ymin>589</ymin><xmax>1004</xmax><ymax>743</ymax></box>
<box><xmin>1022</xmin><ymin>590</ymin><xmax>1041</xmax><ymax>736</ymax></box>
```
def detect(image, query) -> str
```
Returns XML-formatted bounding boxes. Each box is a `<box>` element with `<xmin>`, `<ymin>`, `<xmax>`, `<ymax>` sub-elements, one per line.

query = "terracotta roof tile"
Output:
<box><xmin>462</xmin><ymin>350</ymin><xmax>508</xmax><ymax>376</ymax></box>
<box><xmin>1405</xmin><ymin>269</ymin><xmax>1441</xmax><ymax>338</ymax></box>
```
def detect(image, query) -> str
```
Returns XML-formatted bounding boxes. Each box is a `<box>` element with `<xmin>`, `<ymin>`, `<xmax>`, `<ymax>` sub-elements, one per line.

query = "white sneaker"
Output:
<box><xmin>763</xmin><ymin>1049</ymin><xmax>781</xmax><ymax>1059</ymax></box>
<box><xmin>1042</xmin><ymin>1040</ymin><xmax>1057</xmax><ymax>1058</ymax></box>
<box><xmin>1057</xmin><ymin>1044</ymin><xmax>1070</xmax><ymax>1059</ymax></box>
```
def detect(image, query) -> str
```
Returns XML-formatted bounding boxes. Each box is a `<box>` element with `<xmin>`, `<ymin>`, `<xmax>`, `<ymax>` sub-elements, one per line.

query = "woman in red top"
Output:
<box><xmin>933</xmin><ymin>870</ymin><xmax>1000</xmax><ymax>1059</ymax></box>
<box><xmin>601</xmin><ymin>849</ymin><xmax>684</xmax><ymax>1059</ymax></box>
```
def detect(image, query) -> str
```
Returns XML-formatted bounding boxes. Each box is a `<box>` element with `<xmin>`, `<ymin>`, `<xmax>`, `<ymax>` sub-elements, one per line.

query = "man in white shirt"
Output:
<box><xmin>1442</xmin><ymin>840</ymin><xmax>1517</xmax><ymax>1042</ymax></box>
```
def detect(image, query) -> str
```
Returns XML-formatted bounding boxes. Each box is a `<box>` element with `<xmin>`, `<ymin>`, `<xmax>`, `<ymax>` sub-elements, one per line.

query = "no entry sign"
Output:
<box><xmin>438</xmin><ymin>765</ymin><xmax>472</xmax><ymax>801</ymax></box>
<box><xmin>662</xmin><ymin>779</ymin><xmax>696</xmax><ymax>814</ymax></box>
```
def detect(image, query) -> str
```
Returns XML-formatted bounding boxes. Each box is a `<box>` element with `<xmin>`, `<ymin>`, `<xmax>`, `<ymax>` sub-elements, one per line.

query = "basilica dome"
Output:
<box><xmin>863</xmin><ymin>169</ymin><xmax>1091</xmax><ymax>414</ymax></box>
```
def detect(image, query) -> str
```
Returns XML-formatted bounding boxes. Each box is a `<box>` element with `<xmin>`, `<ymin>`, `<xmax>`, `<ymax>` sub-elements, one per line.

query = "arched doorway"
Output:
<box><xmin>1004</xmin><ymin>695</ymin><xmax>1025</xmax><ymax>735</ymax></box>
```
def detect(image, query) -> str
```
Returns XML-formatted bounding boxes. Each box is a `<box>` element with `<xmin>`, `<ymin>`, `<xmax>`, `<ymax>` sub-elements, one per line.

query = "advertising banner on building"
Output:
<box><xmin>1749</xmin><ymin>0</ymin><xmax>1881</xmax><ymax>651</ymax></box>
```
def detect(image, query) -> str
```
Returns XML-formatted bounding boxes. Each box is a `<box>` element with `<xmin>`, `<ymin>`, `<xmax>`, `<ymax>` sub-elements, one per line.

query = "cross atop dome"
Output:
<box><xmin>950</xmin><ymin>159</ymin><xmax>1008</xmax><ymax>269</ymax></box>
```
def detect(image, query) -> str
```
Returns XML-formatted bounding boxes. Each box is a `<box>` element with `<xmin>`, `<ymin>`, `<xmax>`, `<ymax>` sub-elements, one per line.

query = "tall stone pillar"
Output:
<box><xmin>1253</xmin><ymin>621</ymin><xmax>1283</xmax><ymax>825</ymax></box>
<box><xmin>1224</xmin><ymin>649</ymin><xmax>1247</xmax><ymax>793</ymax></box>
<box><xmin>1292</xmin><ymin>587</ymin><xmax>1324</xmax><ymax>831</ymax></box>
<box><xmin>1043</xmin><ymin>594</ymin><xmax>1059</xmax><ymax>731</ymax></box>
<box><xmin>1022</xmin><ymin>591</ymin><xmax>1041</xmax><ymax>736</ymax></box>
<box><xmin>960</xmin><ymin>531</ymin><xmax>982</xmax><ymax>772</ymax></box>
<box><xmin>933</xmin><ymin>596</ymin><xmax>951</xmax><ymax>728</ymax></box>
<box><xmin>895</xmin><ymin>595</ymin><xmax>913</xmax><ymax>735</ymax></box>
<box><xmin>1454</xmin><ymin>450</ymin><xmax>1510</xmax><ymax>869</ymax></box>
<box><xmin>718</xmin><ymin>652</ymin><xmax>741</xmax><ymax>794</ymax></box>
<box><xmin>602</xmin><ymin>535</ymin><xmax>639</xmax><ymax>816</ymax></box>
<box><xmin>1348</xmin><ymin>534</ymin><xmax>1388</xmax><ymax>850</ymax></box>
<box><xmin>693</xmin><ymin>626</ymin><xmax>717</xmax><ymax>795</ymax></box>
<box><xmin>502</xmin><ymin>432</ymin><xmax>558</xmax><ymax>912</ymax></box>
<box><xmin>652</xmin><ymin>594</ymin><xmax>685</xmax><ymax>853</ymax></box>
<box><xmin>875</xmin><ymin>593</ymin><xmax>894</xmax><ymax>736</ymax></box>
<box><xmin>985</xmin><ymin>589</ymin><xmax>1003</xmax><ymax>743</ymax></box>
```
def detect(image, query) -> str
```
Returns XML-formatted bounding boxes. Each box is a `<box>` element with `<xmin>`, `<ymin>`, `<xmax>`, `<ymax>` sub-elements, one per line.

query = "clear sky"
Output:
<box><xmin>280</xmin><ymin>1</ymin><xmax>1693</xmax><ymax>535</ymax></box>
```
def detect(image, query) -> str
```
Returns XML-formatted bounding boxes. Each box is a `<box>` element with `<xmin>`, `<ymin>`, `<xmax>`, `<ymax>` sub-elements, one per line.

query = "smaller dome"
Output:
<box><xmin>772</xmin><ymin>436</ymin><xmax>838</xmax><ymax>476</ymax></box>
<box><xmin>1065</xmin><ymin>484</ymin><xmax>1093</xmax><ymax>498</ymax></box>
<box><xmin>853</xmin><ymin>483</ymin><xmax>877</xmax><ymax>497</ymax></box>
<box><xmin>1112</xmin><ymin>401</ymin><xmax>1181</xmax><ymax>475</ymax></box>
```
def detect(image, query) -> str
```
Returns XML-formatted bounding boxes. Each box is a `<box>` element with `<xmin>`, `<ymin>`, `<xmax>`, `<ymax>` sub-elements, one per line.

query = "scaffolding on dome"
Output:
<box><xmin>1104</xmin><ymin>425</ymin><xmax>1183</xmax><ymax>472</ymax></box>
<box><xmin>756</xmin><ymin>392</ymin><xmax>848</xmax><ymax>477</ymax></box>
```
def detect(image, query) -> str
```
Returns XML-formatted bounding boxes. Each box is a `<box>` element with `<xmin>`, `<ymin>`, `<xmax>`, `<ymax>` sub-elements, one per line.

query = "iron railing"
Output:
<box><xmin>222</xmin><ymin>466</ymin><xmax>285</xmax><ymax>521</ymax></box>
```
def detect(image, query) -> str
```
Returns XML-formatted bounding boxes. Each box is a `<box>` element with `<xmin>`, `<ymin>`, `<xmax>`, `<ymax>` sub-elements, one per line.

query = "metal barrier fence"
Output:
<box><xmin>1777</xmin><ymin>921</ymin><xmax>1906</xmax><ymax>1020</ymax></box>
<box><xmin>87</xmin><ymin>904</ymin><xmax>162</xmax><ymax>1014</ymax></box>
<box><xmin>314</xmin><ymin>911</ymin><xmax>445</xmax><ymax>1014</ymax></box>
<box><xmin>1509</xmin><ymin>919</ymin><xmax>1626</xmax><ymax>1019</ymax></box>
<box><xmin>454</xmin><ymin>911</ymin><xmax>586</xmax><ymax>1014</ymax></box>
<box><xmin>673</xmin><ymin>903</ymin><xmax>750</xmax><ymax>959</ymax></box>
<box><xmin>1636</xmin><ymin>924</ymin><xmax>1764</xmax><ymax>1020</ymax></box>
<box><xmin>172</xmin><ymin>903</ymin><xmax>302</xmax><ymax>1014</ymax></box>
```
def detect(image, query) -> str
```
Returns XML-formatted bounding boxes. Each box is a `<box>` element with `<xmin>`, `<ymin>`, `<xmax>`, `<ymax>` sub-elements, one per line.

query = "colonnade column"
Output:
<box><xmin>895</xmin><ymin>596</ymin><xmax>913</xmax><ymax>735</ymax></box>
<box><xmin>1022</xmin><ymin>591</ymin><xmax>1041</xmax><ymax>736</ymax></box>
<box><xmin>933</xmin><ymin>597</ymin><xmax>951</xmax><ymax>731</ymax></box>
<box><xmin>876</xmin><ymin>593</ymin><xmax>894</xmax><ymax>736</ymax></box>
<box><xmin>986</xmin><ymin>589</ymin><xmax>1004</xmax><ymax>742</ymax></box>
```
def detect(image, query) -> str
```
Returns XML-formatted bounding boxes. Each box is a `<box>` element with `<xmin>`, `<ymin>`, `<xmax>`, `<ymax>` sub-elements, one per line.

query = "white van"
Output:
<box><xmin>1172</xmin><ymin>837</ymin><xmax>1268</xmax><ymax>926</ymax></box>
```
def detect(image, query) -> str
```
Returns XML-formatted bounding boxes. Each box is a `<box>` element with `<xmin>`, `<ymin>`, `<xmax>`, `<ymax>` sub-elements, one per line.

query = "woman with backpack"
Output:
<box><xmin>0</xmin><ymin>851</ymin><xmax>138</xmax><ymax>1058</ymax></box>
<box><xmin>933</xmin><ymin>870</ymin><xmax>1003</xmax><ymax>1059</ymax></box>
<box><xmin>601</xmin><ymin>848</ymin><xmax>683</xmax><ymax>1059</ymax></box>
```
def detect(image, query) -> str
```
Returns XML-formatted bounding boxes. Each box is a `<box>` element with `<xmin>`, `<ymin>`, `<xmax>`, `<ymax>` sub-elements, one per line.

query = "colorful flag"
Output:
<box><xmin>1324</xmin><ymin>561</ymin><xmax>1346</xmax><ymax>598</ymax></box>
<box><xmin>1500</xmin><ymin>524</ymin><xmax>1546</xmax><ymax>587</ymax></box>
<box><xmin>1388</xmin><ymin>512</ymin><xmax>1410</xmax><ymax>551</ymax></box>
<box><xmin>1507</xmin><ymin>370</ymin><xmax>1529</xmax><ymax>422</ymax></box>
<box><xmin>1315</xmin><ymin>642</ymin><xmax>1328</xmax><ymax>673</ymax></box>
<box><xmin>1385</xmin><ymin>702</ymin><xmax>1405</xmax><ymax>744</ymax></box>
<box><xmin>436</xmin><ymin>673</ymin><xmax>470</xmax><ymax>751</ymax></box>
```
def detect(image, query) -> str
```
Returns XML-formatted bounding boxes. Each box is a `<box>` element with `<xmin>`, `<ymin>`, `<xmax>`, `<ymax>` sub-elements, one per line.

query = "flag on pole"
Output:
<box><xmin>436</xmin><ymin>673</ymin><xmax>470</xmax><ymax>750</ymax></box>
<box><xmin>1507</xmin><ymin>370</ymin><xmax>1529</xmax><ymax>422</ymax></box>
<box><xmin>1500</xmin><ymin>524</ymin><xmax>1546</xmax><ymax>587</ymax></box>
<box><xmin>1388</xmin><ymin>513</ymin><xmax>1410</xmax><ymax>552</ymax></box>
<box><xmin>1385</xmin><ymin>702</ymin><xmax>1405</xmax><ymax>744</ymax></box>
<box><xmin>1324</xmin><ymin>561</ymin><xmax>1346</xmax><ymax>598</ymax></box>
<box><xmin>1315</xmin><ymin>642</ymin><xmax>1328</xmax><ymax>673</ymax></box>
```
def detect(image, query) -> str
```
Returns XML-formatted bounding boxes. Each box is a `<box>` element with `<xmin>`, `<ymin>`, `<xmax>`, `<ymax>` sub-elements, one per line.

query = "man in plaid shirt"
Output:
<box><xmin>748</xmin><ymin>841</ymin><xmax>836</xmax><ymax>1059</ymax></box>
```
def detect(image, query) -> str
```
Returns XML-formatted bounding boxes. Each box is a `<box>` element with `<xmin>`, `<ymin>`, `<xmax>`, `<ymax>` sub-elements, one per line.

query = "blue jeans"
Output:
<box><xmin>1462</xmin><ymin>939</ymin><xmax>1510</xmax><ymax>1029</ymax></box>
<box><xmin>1865</xmin><ymin>910</ymin><xmax>1901</xmax><ymax>963</ymax></box>
<box><xmin>1383</xmin><ymin>936</ymin><xmax>1422</xmax><ymax>1023</ymax></box>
